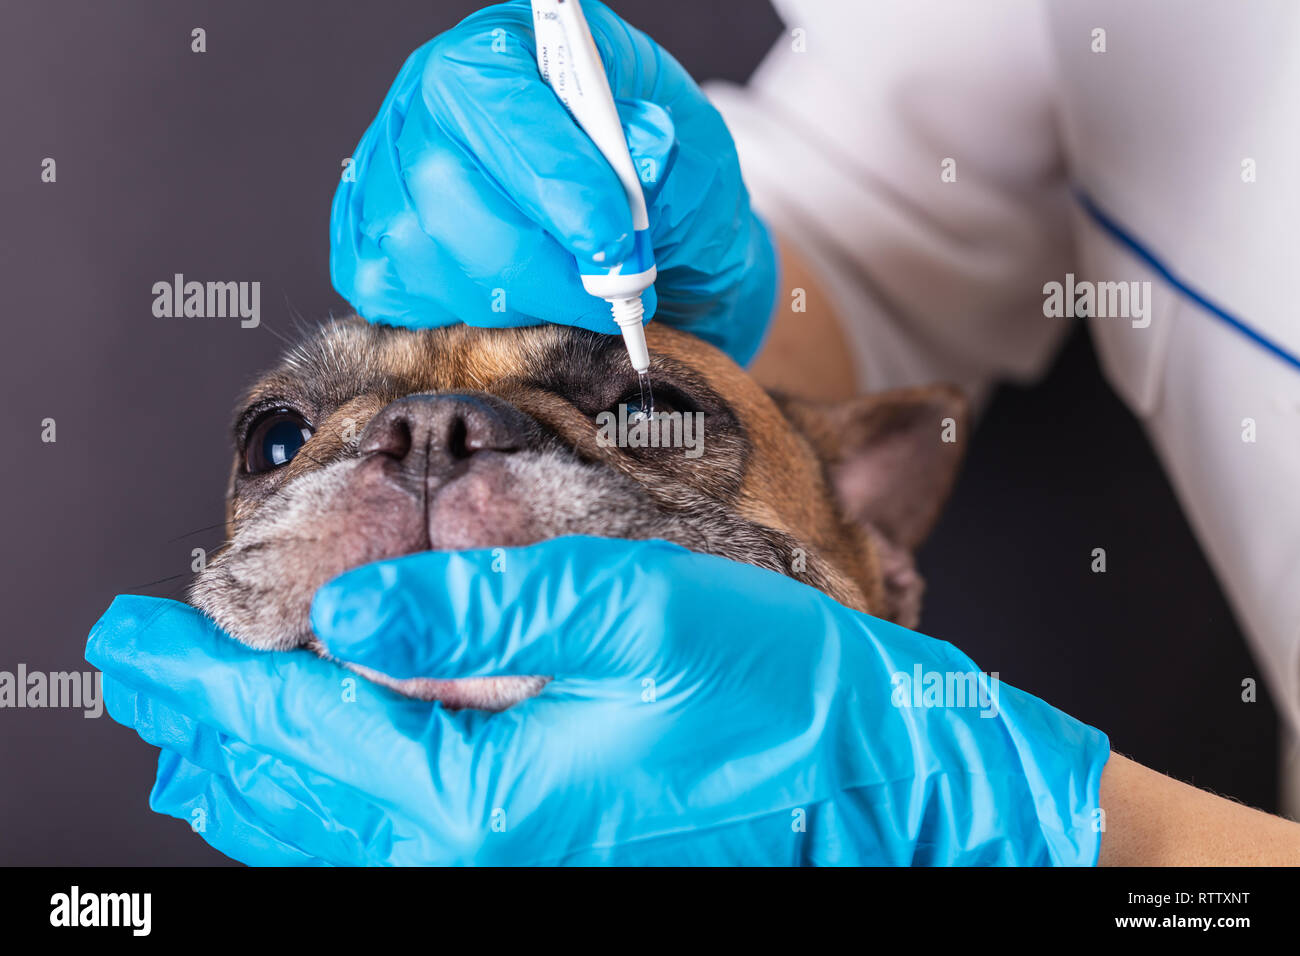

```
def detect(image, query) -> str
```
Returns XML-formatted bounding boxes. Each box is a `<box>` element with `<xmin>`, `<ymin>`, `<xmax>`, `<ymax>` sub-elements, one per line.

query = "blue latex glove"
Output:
<box><xmin>329</xmin><ymin>0</ymin><xmax>778</xmax><ymax>366</ymax></box>
<box><xmin>86</xmin><ymin>537</ymin><xmax>1109</xmax><ymax>866</ymax></box>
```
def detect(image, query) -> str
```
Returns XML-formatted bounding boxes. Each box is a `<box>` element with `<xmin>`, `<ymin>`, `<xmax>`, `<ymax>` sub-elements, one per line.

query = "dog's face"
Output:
<box><xmin>190</xmin><ymin>317</ymin><xmax>965</xmax><ymax>709</ymax></box>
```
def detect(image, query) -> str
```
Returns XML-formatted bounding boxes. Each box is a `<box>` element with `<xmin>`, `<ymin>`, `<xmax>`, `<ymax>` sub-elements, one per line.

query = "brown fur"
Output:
<box><xmin>190</xmin><ymin>317</ymin><xmax>966</xmax><ymax>710</ymax></box>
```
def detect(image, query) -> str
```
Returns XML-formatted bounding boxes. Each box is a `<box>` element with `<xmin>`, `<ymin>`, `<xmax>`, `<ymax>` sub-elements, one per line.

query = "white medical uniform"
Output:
<box><xmin>706</xmin><ymin>0</ymin><xmax>1300</xmax><ymax>809</ymax></box>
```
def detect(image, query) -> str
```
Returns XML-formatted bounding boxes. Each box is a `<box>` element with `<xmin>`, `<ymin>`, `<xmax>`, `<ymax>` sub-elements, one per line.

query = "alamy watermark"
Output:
<box><xmin>1043</xmin><ymin>273</ymin><xmax>1151</xmax><ymax>328</ymax></box>
<box><xmin>151</xmin><ymin>273</ymin><xmax>260</xmax><ymax>327</ymax></box>
<box><xmin>891</xmin><ymin>664</ymin><xmax>1001</xmax><ymax>718</ymax></box>
<box><xmin>0</xmin><ymin>665</ymin><xmax>103</xmax><ymax>718</ymax></box>
<box><xmin>596</xmin><ymin>405</ymin><xmax>705</xmax><ymax>459</ymax></box>
<box><xmin>50</xmin><ymin>886</ymin><xmax>151</xmax><ymax>936</ymax></box>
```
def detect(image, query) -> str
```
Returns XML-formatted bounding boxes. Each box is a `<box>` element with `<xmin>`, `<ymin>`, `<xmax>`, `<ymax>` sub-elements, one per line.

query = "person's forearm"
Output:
<box><xmin>1099</xmin><ymin>752</ymin><xmax>1300</xmax><ymax>865</ymax></box>
<box><xmin>748</xmin><ymin>234</ymin><xmax>858</xmax><ymax>401</ymax></box>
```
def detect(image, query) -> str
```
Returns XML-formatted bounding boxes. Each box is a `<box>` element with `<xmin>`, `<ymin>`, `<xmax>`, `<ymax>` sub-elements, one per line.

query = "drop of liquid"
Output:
<box><xmin>635</xmin><ymin>369</ymin><xmax>656</xmax><ymax>422</ymax></box>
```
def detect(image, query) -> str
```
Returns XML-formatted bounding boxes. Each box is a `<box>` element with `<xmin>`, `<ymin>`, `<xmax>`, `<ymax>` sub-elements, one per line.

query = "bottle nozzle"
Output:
<box><xmin>609</xmin><ymin>296</ymin><xmax>649</xmax><ymax>372</ymax></box>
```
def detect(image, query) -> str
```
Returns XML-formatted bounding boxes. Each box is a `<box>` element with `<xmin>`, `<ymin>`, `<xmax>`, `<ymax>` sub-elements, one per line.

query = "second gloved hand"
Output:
<box><xmin>330</xmin><ymin>0</ymin><xmax>777</xmax><ymax>365</ymax></box>
<box><xmin>88</xmin><ymin>537</ymin><xmax>1109</xmax><ymax>866</ymax></box>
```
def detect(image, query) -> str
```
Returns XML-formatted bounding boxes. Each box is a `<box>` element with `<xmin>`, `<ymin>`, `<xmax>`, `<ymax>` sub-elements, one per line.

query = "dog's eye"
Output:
<box><xmin>244</xmin><ymin>409</ymin><xmax>313</xmax><ymax>474</ymax></box>
<box><xmin>613</xmin><ymin>385</ymin><xmax>691</xmax><ymax>420</ymax></box>
<box><xmin>622</xmin><ymin>397</ymin><xmax>661</xmax><ymax>420</ymax></box>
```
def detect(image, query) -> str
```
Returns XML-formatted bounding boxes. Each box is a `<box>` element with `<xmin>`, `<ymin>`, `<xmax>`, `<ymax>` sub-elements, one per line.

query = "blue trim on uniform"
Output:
<box><xmin>1076</xmin><ymin>190</ymin><xmax>1300</xmax><ymax>374</ymax></box>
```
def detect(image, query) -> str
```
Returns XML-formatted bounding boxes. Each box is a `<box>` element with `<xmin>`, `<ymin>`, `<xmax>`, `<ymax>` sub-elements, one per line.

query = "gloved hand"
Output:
<box><xmin>330</xmin><ymin>0</ymin><xmax>777</xmax><ymax>366</ymax></box>
<box><xmin>87</xmin><ymin>537</ymin><xmax>1109</xmax><ymax>866</ymax></box>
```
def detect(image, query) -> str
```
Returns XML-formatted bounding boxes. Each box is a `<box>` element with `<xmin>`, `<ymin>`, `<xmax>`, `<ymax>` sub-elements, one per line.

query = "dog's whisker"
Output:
<box><xmin>166</xmin><ymin>522</ymin><xmax>229</xmax><ymax>543</ymax></box>
<box><xmin>258</xmin><ymin>316</ymin><xmax>297</xmax><ymax>350</ymax></box>
<box><xmin>129</xmin><ymin>571</ymin><xmax>194</xmax><ymax>591</ymax></box>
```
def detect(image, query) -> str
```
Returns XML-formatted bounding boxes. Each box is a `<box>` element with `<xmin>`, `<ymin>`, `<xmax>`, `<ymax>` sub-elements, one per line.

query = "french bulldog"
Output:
<box><xmin>189</xmin><ymin>317</ymin><xmax>966</xmax><ymax>710</ymax></box>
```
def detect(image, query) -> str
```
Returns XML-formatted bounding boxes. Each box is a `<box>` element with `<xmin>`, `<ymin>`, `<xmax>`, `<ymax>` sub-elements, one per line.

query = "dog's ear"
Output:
<box><xmin>773</xmin><ymin>384</ymin><xmax>968</xmax><ymax>626</ymax></box>
<box><xmin>776</xmin><ymin>384</ymin><xmax>968</xmax><ymax>549</ymax></box>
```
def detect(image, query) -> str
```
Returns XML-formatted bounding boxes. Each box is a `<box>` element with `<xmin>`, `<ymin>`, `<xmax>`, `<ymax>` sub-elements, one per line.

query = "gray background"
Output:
<box><xmin>0</xmin><ymin>0</ymin><xmax>1277</xmax><ymax>865</ymax></box>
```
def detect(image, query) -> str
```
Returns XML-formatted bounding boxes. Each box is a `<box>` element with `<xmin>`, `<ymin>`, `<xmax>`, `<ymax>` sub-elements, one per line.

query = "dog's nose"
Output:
<box><xmin>359</xmin><ymin>393</ymin><xmax>533</xmax><ymax>469</ymax></box>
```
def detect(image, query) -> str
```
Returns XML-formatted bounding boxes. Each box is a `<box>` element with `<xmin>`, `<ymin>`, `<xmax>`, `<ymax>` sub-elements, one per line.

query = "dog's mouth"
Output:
<box><xmin>275</xmin><ymin>450</ymin><xmax>569</xmax><ymax>710</ymax></box>
<box><xmin>204</xmin><ymin>449</ymin><xmax>574</xmax><ymax>710</ymax></box>
<box><xmin>308</xmin><ymin>637</ymin><xmax>552</xmax><ymax>712</ymax></box>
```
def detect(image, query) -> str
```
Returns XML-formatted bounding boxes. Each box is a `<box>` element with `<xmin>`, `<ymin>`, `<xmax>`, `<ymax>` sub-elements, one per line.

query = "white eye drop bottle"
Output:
<box><xmin>531</xmin><ymin>0</ymin><xmax>655</xmax><ymax>374</ymax></box>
